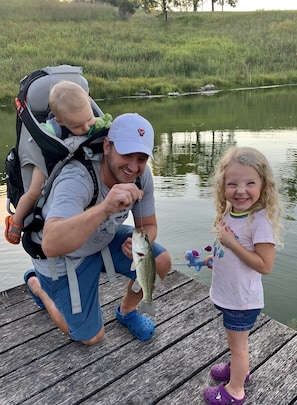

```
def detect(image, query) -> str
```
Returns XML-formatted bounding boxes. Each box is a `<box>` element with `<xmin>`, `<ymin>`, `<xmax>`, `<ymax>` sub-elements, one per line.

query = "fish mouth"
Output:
<box><xmin>136</xmin><ymin>251</ymin><xmax>145</xmax><ymax>257</ymax></box>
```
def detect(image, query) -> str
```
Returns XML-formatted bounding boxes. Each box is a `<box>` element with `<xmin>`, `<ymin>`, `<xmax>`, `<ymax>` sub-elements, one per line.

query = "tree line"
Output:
<box><xmin>75</xmin><ymin>0</ymin><xmax>240</xmax><ymax>20</ymax></box>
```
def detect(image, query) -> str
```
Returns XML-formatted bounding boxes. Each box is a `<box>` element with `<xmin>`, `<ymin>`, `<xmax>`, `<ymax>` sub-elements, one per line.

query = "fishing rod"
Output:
<box><xmin>173</xmin><ymin>245</ymin><xmax>213</xmax><ymax>272</ymax></box>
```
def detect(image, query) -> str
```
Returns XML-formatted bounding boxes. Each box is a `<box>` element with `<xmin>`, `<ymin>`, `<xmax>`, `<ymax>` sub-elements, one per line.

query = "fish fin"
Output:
<box><xmin>138</xmin><ymin>300</ymin><xmax>156</xmax><ymax>317</ymax></box>
<box><xmin>132</xmin><ymin>279</ymin><xmax>142</xmax><ymax>293</ymax></box>
<box><xmin>154</xmin><ymin>273</ymin><xmax>162</xmax><ymax>290</ymax></box>
<box><xmin>130</xmin><ymin>260</ymin><xmax>136</xmax><ymax>271</ymax></box>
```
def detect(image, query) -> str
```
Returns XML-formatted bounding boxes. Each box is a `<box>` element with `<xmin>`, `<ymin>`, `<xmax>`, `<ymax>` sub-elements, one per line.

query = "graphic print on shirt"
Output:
<box><xmin>94</xmin><ymin>210</ymin><xmax>130</xmax><ymax>242</ymax></box>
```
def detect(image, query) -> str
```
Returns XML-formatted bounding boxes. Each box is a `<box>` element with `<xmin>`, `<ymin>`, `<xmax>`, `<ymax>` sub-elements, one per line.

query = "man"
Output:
<box><xmin>25</xmin><ymin>112</ymin><xmax>171</xmax><ymax>345</ymax></box>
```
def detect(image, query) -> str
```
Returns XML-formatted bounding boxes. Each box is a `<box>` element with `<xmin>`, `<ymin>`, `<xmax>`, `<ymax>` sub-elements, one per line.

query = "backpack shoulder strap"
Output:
<box><xmin>76</xmin><ymin>159</ymin><xmax>99</xmax><ymax>208</ymax></box>
<box><xmin>18</xmin><ymin>69</ymin><xmax>48</xmax><ymax>104</ymax></box>
<box><xmin>135</xmin><ymin>176</ymin><xmax>141</xmax><ymax>190</ymax></box>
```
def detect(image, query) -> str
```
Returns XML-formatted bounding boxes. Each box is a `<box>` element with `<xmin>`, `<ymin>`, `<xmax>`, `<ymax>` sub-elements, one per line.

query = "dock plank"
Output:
<box><xmin>0</xmin><ymin>270</ymin><xmax>296</xmax><ymax>405</ymax></box>
<box><xmin>157</xmin><ymin>319</ymin><xmax>297</xmax><ymax>405</ymax></box>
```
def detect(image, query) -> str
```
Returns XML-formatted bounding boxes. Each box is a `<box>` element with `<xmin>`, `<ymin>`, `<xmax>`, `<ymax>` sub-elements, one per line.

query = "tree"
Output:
<box><xmin>211</xmin><ymin>0</ymin><xmax>239</xmax><ymax>11</ymax></box>
<box><xmin>139</xmin><ymin>0</ymin><xmax>174</xmax><ymax>21</ymax></box>
<box><xmin>192</xmin><ymin>0</ymin><xmax>203</xmax><ymax>12</ymax></box>
<box><xmin>118</xmin><ymin>0</ymin><xmax>136</xmax><ymax>19</ymax></box>
<box><xmin>160</xmin><ymin>0</ymin><xmax>170</xmax><ymax>21</ymax></box>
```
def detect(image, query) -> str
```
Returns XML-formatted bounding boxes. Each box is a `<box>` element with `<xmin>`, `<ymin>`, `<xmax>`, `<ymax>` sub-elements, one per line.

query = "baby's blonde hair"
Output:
<box><xmin>49</xmin><ymin>80</ymin><xmax>91</xmax><ymax>120</ymax></box>
<box><xmin>213</xmin><ymin>146</ymin><xmax>284</xmax><ymax>248</ymax></box>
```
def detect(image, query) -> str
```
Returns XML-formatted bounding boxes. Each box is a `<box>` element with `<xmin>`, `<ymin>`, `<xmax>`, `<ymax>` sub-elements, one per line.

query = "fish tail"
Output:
<box><xmin>138</xmin><ymin>300</ymin><xmax>156</xmax><ymax>317</ymax></box>
<box><xmin>132</xmin><ymin>279</ymin><xmax>142</xmax><ymax>293</ymax></box>
<box><xmin>154</xmin><ymin>273</ymin><xmax>162</xmax><ymax>289</ymax></box>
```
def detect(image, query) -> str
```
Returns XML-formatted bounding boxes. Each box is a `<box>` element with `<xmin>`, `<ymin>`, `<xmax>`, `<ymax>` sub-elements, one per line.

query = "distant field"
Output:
<box><xmin>1</xmin><ymin>0</ymin><xmax>297</xmax><ymax>104</ymax></box>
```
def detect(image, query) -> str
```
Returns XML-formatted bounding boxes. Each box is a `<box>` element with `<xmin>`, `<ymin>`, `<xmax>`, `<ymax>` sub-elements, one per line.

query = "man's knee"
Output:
<box><xmin>81</xmin><ymin>326</ymin><xmax>105</xmax><ymax>345</ymax></box>
<box><xmin>156</xmin><ymin>250</ymin><xmax>172</xmax><ymax>279</ymax></box>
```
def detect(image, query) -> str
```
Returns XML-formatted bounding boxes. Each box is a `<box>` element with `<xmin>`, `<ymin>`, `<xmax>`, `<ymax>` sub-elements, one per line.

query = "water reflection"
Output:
<box><xmin>153</xmin><ymin>130</ymin><xmax>236</xmax><ymax>180</ymax></box>
<box><xmin>151</xmin><ymin>128</ymin><xmax>297</xmax><ymax>220</ymax></box>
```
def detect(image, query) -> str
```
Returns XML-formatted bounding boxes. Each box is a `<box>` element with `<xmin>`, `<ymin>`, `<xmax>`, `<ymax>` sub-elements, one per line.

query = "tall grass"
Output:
<box><xmin>1</xmin><ymin>0</ymin><xmax>297</xmax><ymax>104</ymax></box>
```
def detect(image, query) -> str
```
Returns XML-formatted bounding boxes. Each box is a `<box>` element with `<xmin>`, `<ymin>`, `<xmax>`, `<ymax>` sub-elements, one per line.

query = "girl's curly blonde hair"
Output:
<box><xmin>213</xmin><ymin>146</ymin><xmax>284</xmax><ymax>249</ymax></box>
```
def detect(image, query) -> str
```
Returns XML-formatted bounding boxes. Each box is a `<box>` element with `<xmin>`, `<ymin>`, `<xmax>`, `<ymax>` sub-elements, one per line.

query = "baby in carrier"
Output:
<box><xmin>5</xmin><ymin>80</ymin><xmax>112</xmax><ymax>244</ymax></box>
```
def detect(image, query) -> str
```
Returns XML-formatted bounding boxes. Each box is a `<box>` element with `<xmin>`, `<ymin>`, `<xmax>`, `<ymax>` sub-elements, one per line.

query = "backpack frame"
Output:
<box><xmin>6</xmin><ymin>64</ymin><xmax>105</xmax><ymax>214</ymax></box>
<box><xmin>5</xmin><ymin>65</ymin><xmax>109</xmax><ymax>258</ymax></box>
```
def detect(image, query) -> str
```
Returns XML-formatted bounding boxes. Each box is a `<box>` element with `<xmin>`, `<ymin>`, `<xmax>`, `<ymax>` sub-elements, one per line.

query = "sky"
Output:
<box><xmin>200</xmin><ymin>0</ymin><xmax>297</xmax><ymax>11</ymax></box>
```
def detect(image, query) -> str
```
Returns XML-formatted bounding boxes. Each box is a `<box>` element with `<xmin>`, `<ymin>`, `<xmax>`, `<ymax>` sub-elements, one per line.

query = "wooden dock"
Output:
<box><xmin>1</xmin><ymin>270</ymin><xmax>296</xmax><ymax>405</ymax></box>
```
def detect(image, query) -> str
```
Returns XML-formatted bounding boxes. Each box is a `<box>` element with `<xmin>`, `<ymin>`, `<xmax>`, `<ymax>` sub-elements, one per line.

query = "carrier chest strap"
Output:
<box><xmin>101</xmin><ymin>246</ymin><xmax>117</xmax><ymax>283</ymax></box>
<box><xmin>48</xmin><ymin>248</ymin><xmax>117</xmax><ymax>315</ymax></box>
<box><xmin>58</xmin><ymin>246</ymin><xmax>116</xmax><ymax>315</ymax></box>
<box><xmin>48</xmin><ymin>256</ymin><xmax>82</xmax><ymax>315</ymax></box>
<box><xmin>65</xmin><ymin>257</ymin><xmax>82</xmax><ymax>314</ymax></box>
<box><xmin>48</xmin><ymin>258</ymin><xmax>59</xmax><ymax>281</ymax></box>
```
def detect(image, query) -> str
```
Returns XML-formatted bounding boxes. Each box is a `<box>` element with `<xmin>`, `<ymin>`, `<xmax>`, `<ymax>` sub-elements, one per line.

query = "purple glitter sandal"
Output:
<box><xmin>211</xmin><ymin>362</ymin><xmax>250</xmax><ymax>382</ymax></box>
<box><xmin>203</xmin><ymin>383</ymin><xmax>246</xmax><ymax>405</ymax></box>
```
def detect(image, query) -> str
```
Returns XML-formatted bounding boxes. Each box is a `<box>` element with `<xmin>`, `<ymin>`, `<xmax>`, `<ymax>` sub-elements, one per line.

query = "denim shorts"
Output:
<box><xmin>215</xmin><ymin>304</ymin><xmax>261</xmax><ymax>332</ymax></box>
<box><xmin>37</xmin><ymin>225</ymin><xmax>166</xmax><ymax>341</ymax></box>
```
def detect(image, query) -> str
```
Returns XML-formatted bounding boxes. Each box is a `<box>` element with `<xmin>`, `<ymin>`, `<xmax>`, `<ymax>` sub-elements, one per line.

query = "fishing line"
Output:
<box><xmin>138</xmin><ymin>198</ymin><xmax>144</xmax><ymax>230</ymax></box>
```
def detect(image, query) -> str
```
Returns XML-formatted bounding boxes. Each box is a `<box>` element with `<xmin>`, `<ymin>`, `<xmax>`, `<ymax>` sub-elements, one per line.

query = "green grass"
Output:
<box><xmin>1</xmin><ymin>0</ymin><xmax>297</xmax><ymax>104</ymax></box>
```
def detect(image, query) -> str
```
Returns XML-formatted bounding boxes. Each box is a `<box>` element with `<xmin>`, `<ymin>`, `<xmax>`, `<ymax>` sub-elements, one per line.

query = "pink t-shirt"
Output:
<box><xmin>210</xmin><ymin>209</ymin><xmax>275</xmax><ymax>310</ymax></box>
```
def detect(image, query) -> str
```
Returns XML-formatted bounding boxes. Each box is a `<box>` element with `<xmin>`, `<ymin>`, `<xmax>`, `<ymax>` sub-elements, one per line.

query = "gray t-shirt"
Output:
<box><xmin>32</xmin><ymin>155</ymin><xmax>155</xmax><ymax>277</ymax></box>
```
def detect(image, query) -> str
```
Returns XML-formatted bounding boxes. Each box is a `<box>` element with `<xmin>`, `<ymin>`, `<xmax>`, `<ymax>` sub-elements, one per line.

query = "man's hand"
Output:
<box><xmin>122</xmin><ymin>237</ymin><xmax>133</xmax><ymax>259</ymax></box>
<box><xmin>102</xmin><ymin>183</ymin><xmax>144</xmax><ymax>217</ymax></box>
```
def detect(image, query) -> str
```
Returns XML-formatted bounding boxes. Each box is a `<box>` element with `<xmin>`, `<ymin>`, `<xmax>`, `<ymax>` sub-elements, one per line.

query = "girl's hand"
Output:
<box><xmin>205</xmin><ymin>255</ymin><xmax>213</xmax><ymax>269</ymax></box>
<box><xmin>219</xmin><ymin>225</ymin><xmax>237</xmax><ymax>248</ymax></box>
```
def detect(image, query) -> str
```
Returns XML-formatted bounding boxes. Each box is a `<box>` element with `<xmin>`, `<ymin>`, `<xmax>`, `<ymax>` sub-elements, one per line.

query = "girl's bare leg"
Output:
<box><xmin>224</xmin><ymin>329</ymin><xmax>250</xmax><ymax>399</ymax></box>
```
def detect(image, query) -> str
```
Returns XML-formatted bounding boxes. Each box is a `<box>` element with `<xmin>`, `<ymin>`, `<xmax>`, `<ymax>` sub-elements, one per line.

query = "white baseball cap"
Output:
<box><xmin>107</xmin><ymin>113</ymin><xmax>154</xmax><ymax>159</ymax></box>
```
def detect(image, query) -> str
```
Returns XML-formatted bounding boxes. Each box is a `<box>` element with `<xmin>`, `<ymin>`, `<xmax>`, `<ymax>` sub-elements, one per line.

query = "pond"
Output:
<box><xmin>0</xmin><ymin>86</ymin><xmax>296</xmax><ymax>328</ymax></box>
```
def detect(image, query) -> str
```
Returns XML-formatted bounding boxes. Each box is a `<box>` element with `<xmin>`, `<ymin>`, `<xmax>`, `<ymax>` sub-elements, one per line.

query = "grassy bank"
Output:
<box><xmin>1</xmin><ymin>0</ymin><xmax>297</xmax><ymax>105</ymax></box>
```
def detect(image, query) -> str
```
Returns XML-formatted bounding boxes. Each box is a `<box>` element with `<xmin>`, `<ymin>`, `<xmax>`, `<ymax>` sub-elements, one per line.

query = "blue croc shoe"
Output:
<box><xmin>24</xmin><ymin>270</ymin><xmax>45</xmax><ymax>309</ymax></box>
<box><xmin>116</xmin><ymin>306</ymin><xmax>155</xmax><ymax>341</ymax></box>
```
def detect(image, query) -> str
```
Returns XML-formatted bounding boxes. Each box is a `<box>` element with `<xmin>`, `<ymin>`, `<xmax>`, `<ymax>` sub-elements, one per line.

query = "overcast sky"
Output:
<box><xmin>200</xmin><ymin>0</ymin><xmax>297</xmax><ymax>11</ymax></box>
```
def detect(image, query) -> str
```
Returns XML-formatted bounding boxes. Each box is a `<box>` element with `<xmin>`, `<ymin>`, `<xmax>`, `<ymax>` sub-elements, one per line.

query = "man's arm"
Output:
<box><xmin>42</xmin><ymin>183</ymin><xmax>143</xmax><ymax>257</ymax></box>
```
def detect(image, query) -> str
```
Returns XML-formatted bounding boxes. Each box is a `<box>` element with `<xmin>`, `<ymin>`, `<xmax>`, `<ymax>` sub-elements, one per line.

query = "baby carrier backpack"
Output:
<box><xmin>5</xmin><ymin>64</ymin><xmax>111</xmax><ymax>259</ymax></box>
<box><xmin>4</xmin><ymin>65</ymin><xmax>118</xmax><ymax>314</ymax></box>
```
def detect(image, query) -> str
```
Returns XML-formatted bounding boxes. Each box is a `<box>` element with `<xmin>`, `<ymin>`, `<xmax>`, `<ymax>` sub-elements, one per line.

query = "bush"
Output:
<box><xmin>119</xmin><ymin>0</ymin><xmax>136</xmax><ymax>19</ymax></box>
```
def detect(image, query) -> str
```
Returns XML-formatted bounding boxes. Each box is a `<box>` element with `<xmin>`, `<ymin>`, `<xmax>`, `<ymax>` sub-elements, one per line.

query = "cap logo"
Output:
<box><xmin>138</xmin><ymin>128</ymin><xmax>145</xmax><ymax>137</ymax></box>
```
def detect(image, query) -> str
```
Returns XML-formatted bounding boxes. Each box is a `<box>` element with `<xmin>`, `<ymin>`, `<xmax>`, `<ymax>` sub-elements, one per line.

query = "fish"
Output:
<box><xmin>131</xmin><ymin>229</ymin><xmax>156</xmax><ymax>316</ymax></box>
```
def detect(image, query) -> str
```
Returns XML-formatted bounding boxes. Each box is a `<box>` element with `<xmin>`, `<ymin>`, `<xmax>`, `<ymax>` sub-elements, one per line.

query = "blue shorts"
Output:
<box><xmin>215</xmin><ymin>305</ymin><xmax>261</xmax><ymax>332</ymax></box>
<box><xmin>37</xmin><ymin>225</ymin><xmax>166</xmax><ymax>341</ymax></box>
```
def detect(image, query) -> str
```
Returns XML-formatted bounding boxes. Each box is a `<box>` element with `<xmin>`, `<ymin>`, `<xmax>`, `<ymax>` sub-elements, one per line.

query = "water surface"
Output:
<box><xmin>0</xmin><ymin>87</ymin><xmax>296</xmax><ymax>327</ymax></box>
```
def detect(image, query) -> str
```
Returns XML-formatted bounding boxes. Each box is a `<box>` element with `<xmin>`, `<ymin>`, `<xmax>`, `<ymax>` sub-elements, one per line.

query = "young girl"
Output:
<box><xmin>203</xmin><ymin>146</ymin><xmax>284</xmax><ymax>405</ymax></box>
